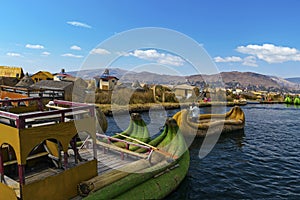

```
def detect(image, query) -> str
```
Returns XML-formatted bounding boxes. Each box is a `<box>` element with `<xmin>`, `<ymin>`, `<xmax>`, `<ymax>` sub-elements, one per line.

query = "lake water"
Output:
<box><xmin>106</xmin><ymin>104</ymin><xmax>300</xmax><ymax>199</ymax></box>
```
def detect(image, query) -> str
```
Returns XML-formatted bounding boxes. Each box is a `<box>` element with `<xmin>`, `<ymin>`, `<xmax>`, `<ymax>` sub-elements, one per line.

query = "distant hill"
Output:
<box><xmin>270</xmin><ymin>76</ymin><xmax>299</xmax><ymax>90</ymax></box>
<box><xmin>68</xmin><ymin>68</ymin><xmax>129</xmax><ymax>80</ymax></box>
<box><xmin>68</xmin><ymin>68</ymin><xmax>299</xmax><ymax>91</ymax></box>
<box><xmin>189</xmin><ymin>71</ymin><xmax>283</xmax><ymax>90</ymax></box>
<box><xmin>286</xmin><ymin>77</ymin><xmax>300</xmax><ymax>84</ymax></box>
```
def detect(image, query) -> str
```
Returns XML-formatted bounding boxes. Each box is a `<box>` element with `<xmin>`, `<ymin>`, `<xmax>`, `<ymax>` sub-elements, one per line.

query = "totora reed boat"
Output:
<box><xmin>173</xmin><ymin>106</ymin><xmax>245</xmax><ymax>137</ymax></box>
<box><xmin>0</xmin><ymin>97</ymin><xmax>189</xmax><ymax>200</ymax></box>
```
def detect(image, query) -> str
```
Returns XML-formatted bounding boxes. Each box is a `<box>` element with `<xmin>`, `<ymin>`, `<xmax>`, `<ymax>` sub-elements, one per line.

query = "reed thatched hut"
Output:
<box><xmin>0</xmin><ymin>77</ymin><xmax>19</xmax><ymax>86</ymax></box>
<box><xmin>30</xmin><ymin>80</ymin><xmax>73</xmax><ymax>100</ymax></box>
<box><xmin>0</xmin><ymin>66</ymin><xmax>24</xmax><ymax>79</ymax></box>
<box><xmin>16</xmin><ymin>73</ymin><xmax>34</xmax><ymax>88</ymax></box>
<box><xmin>31</xmin><ymin>71</ymin><xmax>53</xmax><ymax>83</ymax></box>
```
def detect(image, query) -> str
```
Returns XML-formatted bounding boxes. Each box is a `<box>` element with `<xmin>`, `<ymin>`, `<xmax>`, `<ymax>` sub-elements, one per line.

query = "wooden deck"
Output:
<box><xmin>78</xmin><ymin>144</ymin><xmax>139</xmax><ymax>174</ymax></box>
<box><xmin>2</xmin><ymin>144</ymin><xmax>141</xmax><ymax>199</ymax></box>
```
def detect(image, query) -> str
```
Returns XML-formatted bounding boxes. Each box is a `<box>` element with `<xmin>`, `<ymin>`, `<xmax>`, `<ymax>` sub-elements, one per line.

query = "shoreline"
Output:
<box><xmin>96</xmin><ymin>101</ymin><xmax>247</xmax><ymax>116</ymax></box>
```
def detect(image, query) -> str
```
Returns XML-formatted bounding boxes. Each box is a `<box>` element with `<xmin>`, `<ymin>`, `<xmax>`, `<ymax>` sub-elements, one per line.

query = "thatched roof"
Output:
<box><xmin>173</xmin><ymin>84</ymin><xmax>196</xmax><ymax>90</ymax></box>
<box><xmin>64</xmin><ymin>77</ymin><xmax>88</xmax><ymax>88</ymax></box>
<box><xmin>16</xmin><ymin>73</ymin><xmax>34</xmax><ymax>88</ymax></box>
<box><xmin>132</xmin><ymin>80</ymin><xmax>142</xmax><ymax>88</ymax></box>
<box><xmin>87</xmin><ymin>80</ymin><xmax>96</xmax><ymax>90</ymax></box>
<box><xmin>0</xmin><ymin>77</ymin><xmax>19</xmax><ymax>86</ymax></box>
<box><xmin>31</xmin><ymin>71</ymin><xmax>53</xmax><ymax>79</ymax></box>
<box><xmin>31</xmin><ymin>80</ymin><xmax>73</xmax><ymax>90</ymax></box>
<box><xmin>0</xmin><ymin>66</ymin><xmax>24</xmax><ymax>79</ymax></box>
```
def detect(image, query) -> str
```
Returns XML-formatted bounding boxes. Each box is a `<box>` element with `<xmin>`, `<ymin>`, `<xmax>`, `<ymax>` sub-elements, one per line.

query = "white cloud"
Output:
<box><xmin>236</xmin><ymin>43</ymin><xmax>300</xmax><ymax>63</ymax></box>
<box><xmin>90</xmin><ymin>48</ymin><xmax>111</xmax><ymax>55</ymax></box>
<box><xmin>67</xmin><ymin>21</ymin><xmax>91</xmax><ymax>29</ymax></box>
<box><xmin>242</xmin><ymin>56</ymin><xmax>258</xmax><ymax>67</ymax></box>
<box><xmin>41</xmin><ymin>51</ymin><xmax>50</xmax><ymax>56</ymax></box>
<box><xmin>25</xmin><ymin>44</ymin><xmax>44</xmax><ymax>49</ymax></box>
<box><xmin>129</xmin><ymin>49</ymin><xmax>185</xmax><ymax>66</ymax></box>
<box><xmin>214</xmin><ymin>55</ymin><xmax>258</xmax><ymax>67</ymax></box>
<box><xmin>70</xmin><ymin>45</ymin><xmax>81</xmax><ymax>51</ymax></box>
<box><xmin>7</xmin><ymin>52</ymin><xmax>21</xmax><ymax>57</ymax></box>
<box><xmin>61</xmin><ymin>53</ymin><xmax>83</xmax><ymax>58</ymax></box>
<box><xmin>214</xmin><ymin>56</ymin><xmax>243</xmax><ymax>63</ymax></box>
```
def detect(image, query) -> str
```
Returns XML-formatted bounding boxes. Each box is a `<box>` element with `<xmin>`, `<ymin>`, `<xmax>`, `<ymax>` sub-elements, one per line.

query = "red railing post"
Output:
<box><xmin>18</xmin><ymin>164</ymin><xmax>25</xmax><ymax>185</ymax></box>
<box><xmin>61</xmin><ymin>112</ymin><xmax>65</xmax><ymax>123</ymax></box>
<box><xmin>90</xmin><ymin>107</ymin><xmax>95</xmax><ymax>117</ymax></box>
<box><xmin>71</xmin><ymin>137</ymin><xmax>78</xmax><ymax>164</ymax></box>
<box><xmin>64</xmin><ymin>152</ymin><xmax>68</xmax><ymax>169</ymax></box>
<box><xmin>16</xmin><ymin>116</ymin><xmax>25</xmax><ymax>129</ymax></box>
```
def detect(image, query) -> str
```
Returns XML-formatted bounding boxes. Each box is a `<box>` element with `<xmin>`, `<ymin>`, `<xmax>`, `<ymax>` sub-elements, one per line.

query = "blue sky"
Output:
<box><xmin>1</xmin><ymin>0</ymin><xmax>300</xmax><ymax>78</ymax></box>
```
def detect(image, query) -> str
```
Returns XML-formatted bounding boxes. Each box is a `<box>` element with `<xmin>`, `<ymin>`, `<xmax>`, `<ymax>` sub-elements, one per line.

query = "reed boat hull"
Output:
<box><xmin>82</xmin><ymin>151</ymin><xmax>190</xmax><ymax>200</ymax></box>
<box><xmin>173</xmin><ymin>106</ymin><xmax>245</xmax><ymax>137</ymax></box>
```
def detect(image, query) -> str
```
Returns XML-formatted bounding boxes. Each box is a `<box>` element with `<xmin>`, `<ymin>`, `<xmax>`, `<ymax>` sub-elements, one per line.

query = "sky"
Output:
<box><xmin>1</xmin><ymin>0</ymin><xmax>300</xmax><ymax>78</ymax></box>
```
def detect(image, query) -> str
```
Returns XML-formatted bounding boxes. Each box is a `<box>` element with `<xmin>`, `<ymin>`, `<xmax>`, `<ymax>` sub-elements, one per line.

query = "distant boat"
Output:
<box><xmin>284</xmin><ymin>96</ymin><xmax>300</xmax><ymax>105</ymax></box>
<box><xmin>294</xmin><ymin>97</ymin><xmax>300</xmax><ymax>105</ymax></box>
<box><xmin>173</xmin><ymin>106</ymin><xmax>245</xmax><ymax>137</ymax></box>
<box><xmin>284</xmin><ymin>96</ymin><xmax>292</xmax><ymax>104</ymax></box>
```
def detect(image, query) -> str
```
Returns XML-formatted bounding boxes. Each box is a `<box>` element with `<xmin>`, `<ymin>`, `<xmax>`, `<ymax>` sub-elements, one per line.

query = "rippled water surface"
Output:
<box><xmin>106</xmin><ymin>104</ymin><xmax>300</xmax><ymax>199</ymax></box>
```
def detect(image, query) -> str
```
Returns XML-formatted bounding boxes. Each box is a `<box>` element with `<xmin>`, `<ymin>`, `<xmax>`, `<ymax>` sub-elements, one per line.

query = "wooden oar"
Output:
<box><xmin>116</xmin><ymin>133</ymin><xmax>178</xmax><ymax>159</ymax></box>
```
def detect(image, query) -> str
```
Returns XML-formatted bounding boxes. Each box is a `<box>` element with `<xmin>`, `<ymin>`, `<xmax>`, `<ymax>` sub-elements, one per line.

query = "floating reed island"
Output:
<box><xmin>98</xmin><ymin>101</ymin><xmax>246</xmax><ymax>116</ymax></box>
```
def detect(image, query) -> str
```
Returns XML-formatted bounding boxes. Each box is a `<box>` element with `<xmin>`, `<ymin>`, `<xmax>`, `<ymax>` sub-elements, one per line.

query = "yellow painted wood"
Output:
<box><xmin>21</xmin><ymin>160</ymin><xmax>97</xmax><ymax>200</ymax></box>
<box><xmin>0</xmin><ymin>124</ymin><xmax>20</xmax><ymax>164</ymax></box>
<box><xmin>45</xmin><ymin>140</ymin><xmax>60</xmax><ymax>158</ymax></box>
<box><xmin>19</xmin><ymin>121</ymin><xmax>79</xmax><ymax>164</ymax></box>
<box><xmin>0</xmin><ymin>117</ymin><xmax>95</xmax><ymax>165</ymax></box>
<box><xmin>4</xmin><ymin>152</ymin><xmax>48</xmax><ymax>166</ymax></box>
<box><xmin>0</xmin><ymin>182</ymin><xmax>18</xmax><ymax>200</ymax></box>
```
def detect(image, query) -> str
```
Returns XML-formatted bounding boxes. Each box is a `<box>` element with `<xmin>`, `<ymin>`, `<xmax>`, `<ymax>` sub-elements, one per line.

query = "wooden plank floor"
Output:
<box><xmin>78</xmin><ymin>146</ymin><xmax>140</xmax><ymax>174</ymax></box>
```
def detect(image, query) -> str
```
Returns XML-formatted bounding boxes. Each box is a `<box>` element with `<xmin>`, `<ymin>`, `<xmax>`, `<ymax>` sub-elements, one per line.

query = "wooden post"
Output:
<box><xmin>16</xmin><ymin>117</ymin><xmax>25</xmax><ymax>129</ymax></box>
<box><xmin>37</xmin><ymin>98</ymin><xmax>44</xmax><ymax>111</ymax></box>
<box><xmin>64</xmin><ymin>152</ymin><xmax>68</xmax><ymax>169</ymax></box>
<box><xmin>89</xmin><ymin>107</ymin><xmax>95</xmax><ymax>118</ymax></box>
<box><xmin>0</xmin><ymin>148</ymin><xmax>4</xmax><ymax>182</ymax></box>
<box><xmin>18</xmin><ymin>164</ymin><xmax>25</xmax><ymax>185</ymax></box>
<box><xmin>71</xmin><ymin>137</ymin><xmax>78</xmax><ymax>164</ymax></box>
<box><xmin>61</xmin><ymin>112</ymin><xmax>65</xmax><ymax>123</ymax></box>
<box><xmin>93</xmin><ymin>139</ymin><xmax>97</xmax><ymax>160</ymax></box>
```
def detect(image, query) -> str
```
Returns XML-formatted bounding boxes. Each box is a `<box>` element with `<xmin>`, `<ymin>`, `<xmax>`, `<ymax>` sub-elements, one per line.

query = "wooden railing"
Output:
<box><xmin>0</xmin><ymin>98</ymin><xmax>95</xmax><ymax>129</ymax></box>
<box><xmin>0</xmin><ymin>85</ymin><xmax>65</xmax><ymax>99</ymax></box>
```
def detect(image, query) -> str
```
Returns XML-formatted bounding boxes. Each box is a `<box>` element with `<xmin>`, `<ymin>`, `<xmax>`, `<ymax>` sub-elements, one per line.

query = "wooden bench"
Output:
<box><xmin>3</xmin><ymin>152</ymin><xmax>49</xmax><ymax>166</ymax></box>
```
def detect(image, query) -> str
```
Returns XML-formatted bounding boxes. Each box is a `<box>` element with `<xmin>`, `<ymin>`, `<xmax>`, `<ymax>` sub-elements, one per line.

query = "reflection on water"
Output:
<box><xmin>106</xmin><ymin>104</ymin><xmax>300</xmax><ymax>199</ymax></box>
<box><xmin>166</xmin><ymin>104</ymin><xmax>300</xmax><ymax>199</ymax></box>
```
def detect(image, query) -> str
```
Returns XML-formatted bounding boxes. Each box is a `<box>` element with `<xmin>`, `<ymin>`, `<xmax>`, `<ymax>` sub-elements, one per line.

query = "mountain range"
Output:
<box><xmin>68</xmin><ymin>68</ymin><xmax>300</xmax><ymax>92</ymax></box>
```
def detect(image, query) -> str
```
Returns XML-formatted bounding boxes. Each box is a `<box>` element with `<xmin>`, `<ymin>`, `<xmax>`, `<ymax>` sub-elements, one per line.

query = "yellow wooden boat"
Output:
<box><xmin>173</xmin><ymin>106</ymin><xmax>245</xmax><ymax>137</ymax></box>
<box><xmin>0</xmin><ymin>97</ymin><xmax>189</xmax><ymax>200</ymax></box>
